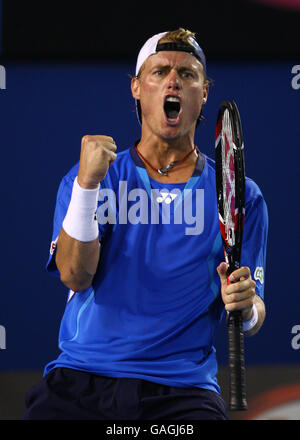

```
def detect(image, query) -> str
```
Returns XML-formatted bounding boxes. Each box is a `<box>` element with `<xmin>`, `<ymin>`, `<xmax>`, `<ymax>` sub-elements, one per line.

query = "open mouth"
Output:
<box><xmin>164</xmin><ymin>96</ymin><xmax>181</xmax><ymax>122</ymax></box>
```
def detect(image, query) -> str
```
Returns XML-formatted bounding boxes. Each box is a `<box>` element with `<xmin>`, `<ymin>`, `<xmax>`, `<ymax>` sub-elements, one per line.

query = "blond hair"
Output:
<box><xmin>158</xmin><ymin>28</ymin><xmax>197</xmax><ymax>45</ymax></box>
<box><xmin>137</xmin><ymin>28</ymin><xmax>198</xmax><ymax>79</ymax></box>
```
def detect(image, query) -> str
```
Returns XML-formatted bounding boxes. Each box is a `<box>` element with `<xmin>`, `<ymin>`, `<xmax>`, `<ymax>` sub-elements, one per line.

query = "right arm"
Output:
<box><xmin>55</xmin><ymin>229</ymin><xmax>100</xmax><ymax>292</ymax></box>
<box><xmin>55</xmin><ymin>135</ymin><xmax>117</xmax><ymax>291</ymax></box>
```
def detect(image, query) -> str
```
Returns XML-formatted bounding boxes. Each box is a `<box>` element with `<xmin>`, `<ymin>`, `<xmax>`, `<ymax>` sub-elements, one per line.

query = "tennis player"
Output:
<box><xmin>22</xmin><ymin>29</ymin><xmax>268</xmax><ymax>420</ymax></box>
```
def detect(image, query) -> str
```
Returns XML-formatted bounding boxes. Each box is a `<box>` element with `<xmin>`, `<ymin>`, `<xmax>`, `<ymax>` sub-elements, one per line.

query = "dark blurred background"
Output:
<box><xmin>0</xmin><ymin>0</ymin><xmax>299</xmax><ymax>420</ymax></box>
<box><xmin>2</xmin><ymin>0</ymin><xmax>300</xmax><ymax>61</ymax></box>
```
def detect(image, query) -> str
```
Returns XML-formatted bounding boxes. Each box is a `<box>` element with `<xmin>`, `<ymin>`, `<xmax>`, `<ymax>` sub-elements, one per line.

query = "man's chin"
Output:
<box><xmin>159</xmin><ymin>120</ymin><xmax>196</xmax><ymax>142</ymax></box>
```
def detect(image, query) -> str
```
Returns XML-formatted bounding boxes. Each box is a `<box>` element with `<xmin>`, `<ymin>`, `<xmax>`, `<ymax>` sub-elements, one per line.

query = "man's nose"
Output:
<box><xmin>166</xmin><ymin>70</ymin><xmax>181</xmax><ymax>90</ymax></box>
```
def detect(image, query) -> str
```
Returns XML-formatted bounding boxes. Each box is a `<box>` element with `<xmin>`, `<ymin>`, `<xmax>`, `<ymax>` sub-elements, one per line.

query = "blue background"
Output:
<box><xmin>0</xmin><ymin>61</ymin><xmax>299</xmax><ymax>370</ymax></box>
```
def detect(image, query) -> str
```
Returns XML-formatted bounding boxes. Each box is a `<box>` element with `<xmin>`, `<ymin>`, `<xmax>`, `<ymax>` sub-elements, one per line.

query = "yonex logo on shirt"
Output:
<box><xmin>156</xmin><ymin>191</ymin><xmax>178</xmax><ymax>204</ymax></box>
<box><xmin>96</xmin><ymin>181</ymin><xmax>204</xmax><ymax>235</ymax></box>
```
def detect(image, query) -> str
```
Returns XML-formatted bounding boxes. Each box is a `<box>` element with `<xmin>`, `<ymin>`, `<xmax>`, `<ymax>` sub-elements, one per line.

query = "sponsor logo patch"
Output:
<box><xmin>50</xmin><ymin>238</ymin><xmax>58</xmax><ymax>255</ymax></box>
<box><xmin>156</xmin><ymin>191</ymin><xmax>178</xmax><ymax>204</ymax></box>
<box><xmin>254</xmin><ymin>266</ymin><xmax>264</xmax><ymax>284</ymax></box>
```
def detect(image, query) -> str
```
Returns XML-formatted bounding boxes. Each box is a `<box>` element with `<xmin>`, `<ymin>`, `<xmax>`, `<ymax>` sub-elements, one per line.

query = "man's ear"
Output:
<box><xmin>202</xmin><ymin>81</ymin><xmax>209</xmax><ymax>104</ymax></box>
<box><xmin>131</xmin><ymin>76</ymin><xmax>140</xmax><ymax>100</ymax></box>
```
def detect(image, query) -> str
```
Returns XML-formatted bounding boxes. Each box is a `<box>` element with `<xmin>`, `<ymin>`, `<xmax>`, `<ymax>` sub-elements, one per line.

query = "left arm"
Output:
<box><xmin>217</xmin><ymin>262</ymin><xmax>266</xmax><ymax>337</ymax></box>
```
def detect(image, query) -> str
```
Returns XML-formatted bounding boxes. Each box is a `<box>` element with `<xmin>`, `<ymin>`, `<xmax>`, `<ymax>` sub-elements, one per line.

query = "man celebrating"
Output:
<box><xmin>22</xmin><ymin>29</ymin><xmax>267</xmax><ymax>420</ymax></box>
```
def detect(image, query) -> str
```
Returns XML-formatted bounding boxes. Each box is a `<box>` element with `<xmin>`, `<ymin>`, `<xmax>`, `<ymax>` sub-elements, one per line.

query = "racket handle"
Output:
<box><xmin>228</xmin><ymin>310</ymin><xmax>248</xmax><ymax>411</ymax></box>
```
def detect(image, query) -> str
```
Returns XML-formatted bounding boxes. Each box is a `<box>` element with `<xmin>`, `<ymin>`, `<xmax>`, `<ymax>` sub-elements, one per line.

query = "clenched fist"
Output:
<box><xmin>77</xmin><ymin>135</ymin><xmax>117</xmax><ymax>189</ymax></box>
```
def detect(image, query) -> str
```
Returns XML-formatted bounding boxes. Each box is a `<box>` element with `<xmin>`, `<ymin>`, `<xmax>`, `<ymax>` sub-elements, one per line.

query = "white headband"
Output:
<box><xmin>135</xmin><ymin>31</ymin><xmax>207</xmax><ymax>77</ymax></box>
<box><xmin>135</xmin><ymin>32</ymin><xmax>168</xmax><ymax>76</ymax></box>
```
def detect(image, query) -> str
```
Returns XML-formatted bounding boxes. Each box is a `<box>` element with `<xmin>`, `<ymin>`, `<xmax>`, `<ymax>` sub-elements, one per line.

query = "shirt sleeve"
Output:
<box><xmin>45</xmin><ymin>166</ymin><xmax>115</xmax><ymax>278</ymax></box>
<box><xmin>240</xmin><ymin>180</ymin><xmax>269</xmax><ymax>301</ymax></box>
<box><xmin>46</xmin><ymin>175</ymin><xmax>74</xmax><ymax>277</ymax></box>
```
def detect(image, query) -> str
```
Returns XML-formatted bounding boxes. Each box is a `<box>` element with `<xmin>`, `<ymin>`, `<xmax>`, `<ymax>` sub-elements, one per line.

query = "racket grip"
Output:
<box><xmin>228</xmin><ymin>310</ymin><xmax>248</xmax><ymax>411</ymax></box>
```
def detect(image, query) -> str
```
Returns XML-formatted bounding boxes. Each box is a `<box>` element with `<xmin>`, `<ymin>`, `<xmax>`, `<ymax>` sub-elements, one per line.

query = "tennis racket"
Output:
<box><xmin>215</xmin><ymin>100</ymin><xmax>247</xmax><ymax>411</ymax></box>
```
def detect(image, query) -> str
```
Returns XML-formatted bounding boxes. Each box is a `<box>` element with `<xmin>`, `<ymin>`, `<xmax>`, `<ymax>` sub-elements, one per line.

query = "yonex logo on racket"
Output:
<box><xmin>0</xmin><ymin>325</ymin><xmax>6</xmax><ymax>350</ymax></box>
<box><xmin>0</xmin><ymin>66</ymin><xmax>6</xmax><ymax>90</ymax></box>
<box><xmin>291</xmin><ymin>65</ymin><xmax>300</xmax><ymax>90</ymax></box>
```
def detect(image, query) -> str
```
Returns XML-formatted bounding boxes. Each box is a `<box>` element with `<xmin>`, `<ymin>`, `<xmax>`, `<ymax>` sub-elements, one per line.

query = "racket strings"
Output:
<box><xmin>221</xmin><ymin>109</ymin><xmax>236</xmax><ymax>247</ymax></box>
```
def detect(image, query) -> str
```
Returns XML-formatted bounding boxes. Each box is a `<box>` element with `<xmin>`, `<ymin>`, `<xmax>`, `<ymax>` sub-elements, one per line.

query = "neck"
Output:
<box><xmin>135</xmin><ymin>133</ymin><xmax>199</xmax><ymax>183</ymax></box>
<box><xmin>136</xmin><ymin>133</ymin><xmax>196</xmax><ymax>170</ymax></box>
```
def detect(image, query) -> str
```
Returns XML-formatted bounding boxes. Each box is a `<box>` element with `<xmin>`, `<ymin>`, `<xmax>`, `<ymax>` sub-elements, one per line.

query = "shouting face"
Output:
<box><xmin>131</xmin><ymin>50</ymin><xmax>209</xmax><ymax>142</ymax></box>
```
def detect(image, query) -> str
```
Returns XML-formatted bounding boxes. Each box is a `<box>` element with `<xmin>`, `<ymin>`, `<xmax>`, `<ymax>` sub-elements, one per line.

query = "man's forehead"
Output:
<box><xmin>144</xmin><ymin>51</ymin><xmax>203</xmax><ymax>71</ymax></box>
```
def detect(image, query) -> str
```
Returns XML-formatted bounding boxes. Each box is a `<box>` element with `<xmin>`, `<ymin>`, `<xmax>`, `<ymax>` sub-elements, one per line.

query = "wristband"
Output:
<box><xmin>242</xmin><ymin>304</ymin><xmax>258</xmax><ymax>332</ymax></box>
<box><xmin>62</xmin><ymin>177</ymin><xmax>100</xmax><ymax>242</ymax></box>
<box><xmin>225</xmin><ymin>304</ymin><xmax>258</xmax><ymax>332</ymax></box>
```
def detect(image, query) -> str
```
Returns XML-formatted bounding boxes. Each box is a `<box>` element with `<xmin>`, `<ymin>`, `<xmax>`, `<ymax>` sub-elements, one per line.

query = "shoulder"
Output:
<box><xmin>61</xmin><ymin>162</ymin><xmax>79</xmax><ymax>186</ymax></box>
<box><xmin>203</xmin><ymin>154</ymin><xmax>216</xmax><ymax>174</ymax></box>
<box><xmin>51</xmin><ymin>163</ymin><xmax>79</xmax><ymax>206</ymax></box>
<box><xmin>109</xmin><ymin>147</ymin><xmax>132</xmax><ymax>174</ymax></box>
<box><xmin>101</xmin><ymin>147</ymin><xmax>134</xmax><ymax>188</ymax></box>
<box><xmin>203</xmin><ymin>154</ymin><xmax>265</xmax><ymax>202</ymax></box>
<box><xmin>245</xmin><ymin>176</ymin><xmax>265</xmax><ymax>207</ymax></box>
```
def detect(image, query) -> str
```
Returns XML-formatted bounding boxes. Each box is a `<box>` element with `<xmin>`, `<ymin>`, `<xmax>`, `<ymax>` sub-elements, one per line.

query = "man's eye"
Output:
<box><xmin>182</xmin><ymin>71</ymin><xmax>193</xmax><ymax>78</ymax></box>
<box><xmin>154</xmin><ymin>70</ymin><xmax>163</xmax><ymax>76</ymax></box>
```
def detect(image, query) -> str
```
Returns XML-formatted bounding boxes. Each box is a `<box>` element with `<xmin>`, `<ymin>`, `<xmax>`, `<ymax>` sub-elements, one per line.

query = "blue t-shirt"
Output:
<box><xmin>44</xmin><ymin>147</ymin><xmax>268</xmax><ymax>394</ymax></box>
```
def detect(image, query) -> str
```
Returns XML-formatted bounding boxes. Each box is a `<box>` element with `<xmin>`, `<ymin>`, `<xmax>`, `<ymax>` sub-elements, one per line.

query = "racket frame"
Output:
<box><xmin>215</xmin><ymin>100</ymin><xmax>247</xmax><ymax>411</ymax></box>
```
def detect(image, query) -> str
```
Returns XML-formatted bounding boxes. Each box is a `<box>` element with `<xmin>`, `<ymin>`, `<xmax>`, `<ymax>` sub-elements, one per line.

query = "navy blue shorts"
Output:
<box><xmin>21</xmin><ymin>367</ymin><xmax>229</xmax><ymax>420</ymax></box>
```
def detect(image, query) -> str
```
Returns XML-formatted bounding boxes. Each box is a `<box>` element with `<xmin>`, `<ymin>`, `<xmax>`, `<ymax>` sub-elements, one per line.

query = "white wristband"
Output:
<box><xmin>62</xmin><ymin>177</ymin><xmax>100</xmax><ymax>242</ymax></box>
<box><xmin>242</xmin><ymin>304</ymin><xmax>258</xmax><ymax>332</ymax></box>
